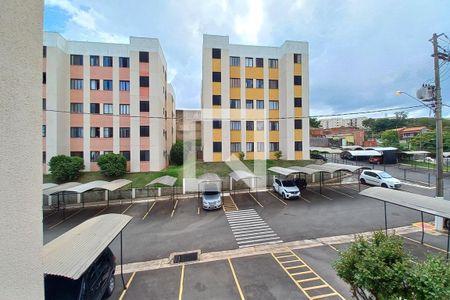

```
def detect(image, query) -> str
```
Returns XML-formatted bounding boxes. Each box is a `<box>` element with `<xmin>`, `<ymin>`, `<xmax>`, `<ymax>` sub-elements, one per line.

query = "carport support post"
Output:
<box><xmin>120</xmin><ymin>231</ymin><xmax>126</xmax><ymax>289</ymax></box>
<box><xmin>384</xmin><ymin>201</ymin><xmax>388</xmax><ymax>235</ymax></box>
<box><xmin>421</xmin><ymin>211</ymin><xmax>424</xmax><ymax>244</ymax></box>
<box><xmin>447</xmin><ymin>229</ymin><xmax>449</xmax><ymax>261</ymax></box>
<box><xmin>320</xmin><ymin>172</ymin><xmax>323</xmax><ymax>194</ymax></box>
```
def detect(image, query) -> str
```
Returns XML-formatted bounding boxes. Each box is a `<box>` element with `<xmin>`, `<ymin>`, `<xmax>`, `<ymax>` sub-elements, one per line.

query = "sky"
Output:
<box><xmin>43</xmin><ymin>0</ymin><xmax>450</xmax><ymax>119</ymax></box>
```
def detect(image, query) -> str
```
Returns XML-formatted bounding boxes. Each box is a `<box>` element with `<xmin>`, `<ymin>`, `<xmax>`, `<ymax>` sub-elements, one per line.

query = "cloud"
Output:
<box><xmin>233</xmin><ymin>0</ymin><xmax>264</xmax><ymax>44</ymax></box>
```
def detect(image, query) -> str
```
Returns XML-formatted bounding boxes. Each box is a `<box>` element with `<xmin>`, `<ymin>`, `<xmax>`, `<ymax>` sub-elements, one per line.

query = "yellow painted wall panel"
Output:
<box><xmin>247</xmin><ymin>67</ymin><xmax>263</xmax><ymax>79</ymax></box>
<box><xmin>254</xmin><ymin>152</ymin><xmax>265</xmax><ymax>160</ymax></box>
<box><xmin>230</xmin><ymin>88</ymin><xmax>240</xmax><ymax>99</ymax></box>
<box><xmin>269</xmin><ymin>110</ymin><xmax>279</xmax><ymax>120</ymax></box>
<box><xmin>294</xmin><ymin>86</ymin><xmax>302</xmax><ymax>97</ymax></box>
<box><xmin>212</xmin><ymin>108</ymin><xmax>222</xmax><ymax>118</ymax></box>
<box><xmin>246</xmin><ymin>131</ymin><xmax>254</xmax><ymax>141</ymax></box>
<box><xmin>246</xmin><ymin>152</ymin><xmax>254</xmax><ymax>160</ymax></box>
<box><xmin>213</xmin><ymin>153</ymin><xmax>222</xmax><ymax>162</ymax></box>
<box><xmin>294</xmin><ymin>107</ymin><xmax>302</xmax><ymax>116</ymax></box>
<box><xmin>212</xmin><ymin>59</ymin><xmax>221</xmax><ymax>72</ymax></box>
<box><xmin>230</xmin><ymin>131</ymin><xmax>241</xmax><ymax>141</ymax></box>
<box><xmin>230</xmin><ymin>66</ymin><xmax>240</xmax><ymax>78</ymax></box>
<box><xmin>294</xmin><ymin>129</ymin><xmax>303</xmax><ymax>140</ymax></box>
<box><xmin>294</xmin><ymin>64</ymin><xmax>302</xmax><ymax>75</ymax></box>
<box><xmin>246</xmin><ymin>88</ymin><xmax>264</xmax><ymax>99</ymax></box>
<box><xmin>269</xmin><ymin>89</ymin><xmax>279</xmax><ymax>100</ymax></box>
<box><xmin>295</xmin><ymin>151</ymin><xmax>303</xmax><ymax>160</ymax></box>
<box><xmin>213</xmin><ymin>82</ymin><xmax>221</xmax><ymax>95</ymax></box>
<box><xmin>269</xmin><ymin>131</ymin><xmax>279</xmax><ymax>141</ymax></box>
<box><xmin>269</xmin><ymin>68</ymin><xmax>279</xmax><ymax>79</ymax></box>
<box><xmin>254</xmin><ymin>131</ymin><xmax>265</xmax><ymax>141</ymax></box>
<box><xmin>230</xmin><ymin>109</ymin><xmax>241</xmax><ymax>119</ymax></box>
<box><xmin>213</xmin><ymin>129</ymin><xmax>222</xmax><ymax>141</ymax></box>
<box><xmin>246</xmin><ymin>110</ymin><xmax>263</xmax><ymax>120</ymax></box>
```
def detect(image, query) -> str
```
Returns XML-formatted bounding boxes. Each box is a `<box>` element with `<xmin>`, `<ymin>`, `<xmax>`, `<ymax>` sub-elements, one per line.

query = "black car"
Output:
<box><xmin>310</xmin><ymin>153</ymin><xmax>327</xmax><ymax>162</ymax></box>
<box><xmin>294</xmin><ymin>178</ymin><xmax>308</xmax><ymax>190</ymax></box>
<box><xmin>45</xmin><ymin>247</ymin><xmax>116</xmax><ymax>300</ymax></box>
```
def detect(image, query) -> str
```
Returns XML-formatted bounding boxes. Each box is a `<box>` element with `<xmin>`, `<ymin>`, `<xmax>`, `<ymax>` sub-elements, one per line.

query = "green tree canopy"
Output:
<box><xmin>380</xmin><ymin>130</ymin><xmax>400</xmax><ymax>148</ymax></box>
<box><xmin>409</xmin><ymin>130</ymin><xmax>450</xmax><ymax>152</ymax></box>
<box><xmin>309</xmin><ymin>117</ymin><xmax>321</xmax><ymax>128</ymax></box>
<box><xmin>170</xmin><ymin>141</ymin><xmax>184</xmax><ymax>165</ymax></box>
<box><xmin>48</xmin><ymin>155</ymin><xmax>84</xmax><ymax>182</ymax></box>
<box><xmin>97</xmin><ymin>153</ymin><xmax>127</xmax><ymax>177</ymax></box>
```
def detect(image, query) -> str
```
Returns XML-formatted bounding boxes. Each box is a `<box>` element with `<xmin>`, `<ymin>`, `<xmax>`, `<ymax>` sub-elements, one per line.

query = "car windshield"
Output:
<box><xmin>378</xmin><ymin>172</ymin><xmax>392</xmax><ymax>178</ymax></box>
<box><xmin>282</xmin><ymin>181</ymin><xmax>295</xmax><ymax>187</ymax></box>
<box><xmin>204</xmin><ymin>191</ymin><xmax>219</xmax><ymax>195</ymax></box>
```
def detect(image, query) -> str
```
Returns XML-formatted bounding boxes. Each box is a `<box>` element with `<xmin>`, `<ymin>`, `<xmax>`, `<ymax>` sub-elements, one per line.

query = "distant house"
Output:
<box><xmin>394</xmin><ymin>127</ymin><xmax>428</xmax><ymax>141</ymax></box>
<box><xmin>310</xmin><ymin>127</ymin><xmax>365</xmax><ymax>147</ymax></box>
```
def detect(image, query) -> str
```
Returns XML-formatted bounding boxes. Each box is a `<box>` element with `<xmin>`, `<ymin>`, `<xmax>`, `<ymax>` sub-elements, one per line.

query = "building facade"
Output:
<box><xmin>42</xmin><ymin>33</ymin><xmax>176</xmax><ymax>173</ymax></box>
<box><xmin>319</xmin><ymin>117</ymin><xmax>367</xmax><ymax>129</ymax></box>
<box><xmin>201</xmin><ymin>35</ymin><xmax>310</xmax><ymax>162</ymax></box>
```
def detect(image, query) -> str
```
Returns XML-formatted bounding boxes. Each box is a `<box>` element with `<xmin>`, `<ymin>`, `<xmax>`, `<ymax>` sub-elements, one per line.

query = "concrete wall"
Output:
<box><xmin>0</xmin><ymin>0</ymin><xmax>44</xmax><ymax>298</ymax></box>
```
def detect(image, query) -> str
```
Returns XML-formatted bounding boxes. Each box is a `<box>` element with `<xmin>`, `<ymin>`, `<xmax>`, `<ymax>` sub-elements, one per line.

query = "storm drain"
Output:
<box><xmin>172</xmin><ymin>252</ymin><xmax>199</xmax><ymax>264</ymax></box>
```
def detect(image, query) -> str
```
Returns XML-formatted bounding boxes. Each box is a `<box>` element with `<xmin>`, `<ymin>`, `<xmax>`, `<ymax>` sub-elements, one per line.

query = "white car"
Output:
<box><xmin>202</xmin><ymin>184</ymin><xmax>222</xmax><ymax>210</ymax></box>
<box><xmin>273</xmin><ymin>178</ymin><xmax>300</xmax><ymax>199</ymax></box>
<box><xmin>359</xmin><ymin>170</ymin><xmax>401</xmax><ymax>189</ymax></box>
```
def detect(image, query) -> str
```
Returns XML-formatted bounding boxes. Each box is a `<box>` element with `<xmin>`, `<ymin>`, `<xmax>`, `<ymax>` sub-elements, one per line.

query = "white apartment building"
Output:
<box><xmin>320</xmin><ymin>117</ymin><xmax>367</xmax><ymax>129</ymax></box>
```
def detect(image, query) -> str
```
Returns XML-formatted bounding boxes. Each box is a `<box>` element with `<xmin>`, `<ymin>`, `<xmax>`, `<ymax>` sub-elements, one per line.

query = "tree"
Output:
<box><xmin>170</xmin><ymin>141</ymin><xmax>184</xmax><ymax>165</ymax></box>
<box><xmin>408</xmin><ymin>256</ymin><xmax>450</xmax><ymax>299</ymax></box>
<box><xmin>274</xmin><ymin>151</ymin><xmax>282</xmax><ymax>160</ymax></box>
<box><xmin>380</xmin><ymin>130</ymin><xmax>400</xmax><ymax>148</ymax></box>
<box><xmin>48</xmin><ymin>155</ymin><xmax>84</xmax><ymax>182</ymax></box>
<box><xmin>410</xmin><ymin>130</ymin><xmax>450</xmax><ymax>152</ymax></box>
<box><xmin>238</xmin><ymin>151</ymin><xmax>245</xmax><ymax>161</ymax></box>
<box><xmin>309</xmin><ymin>117</ymin><xmax>321</xmax><ymax>128</ymax></box>
<box><xmin>97</xmin><ymin>153</ymin><xmax>127</xmax><ymax>177</ymax></box>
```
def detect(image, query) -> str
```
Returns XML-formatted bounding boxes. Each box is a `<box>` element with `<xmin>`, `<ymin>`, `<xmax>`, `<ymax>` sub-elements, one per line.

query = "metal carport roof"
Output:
<box><xmin>145</xmin><ymin>175</ymin><xmax>177</xmax><ymax>187</ymax></box>
<box><xmin>268</xmin><ymin>166</ymin><xmax>300</xmax><ymax>176</ymax></box>
<box><xmin>229</xmin><ymin>170</ymin><xmax>257</xmax><ymax>181</ymax></box>
<box><xmin>43</xmin><ymin>182</ymin><xmax>82</xmax><ymax>196</ymax></box>
<box><xmin>310</xmin><ymin>147</ymin><xmax>343</xmax><ymax>154</ymax></box>
<box><xmin>322</xmin><ymin>162</ymin><xmax>367</xmax><ymax>173</ymax></box>
<box><xmin>101</xmin><ymin>179</ymin><xmax>132</xmax><ymax>191</ymax></box>
<box><xmin>346</xmin><ymin>150</ymin><xmax>382</xmax><ymax>157</ymax></box>
<box><xmin>63</xmin><ymin>180</ymin><xmax>109</xmax><ymax>194</ymax></box>
<box><xmin>43</xmin><ymin>214</ymin><xmax>132</xmax><ymax>279</ymax></box>
<box><xmin>43</xmin><ymin>183</ymin><xmax>58</xmax><ymax>190</ymax></box>
<box><xmin>402</xmin><ymin>151</ymin><xmax>431</xmax><ymax>155</ymax></box>
<box><xmin>198</xmin><ymin>173</ymin><xmax>222</xmax><ymax>183</ymax></box>
<box><xmin>288</xmin><ymin>166</ymin><xmax>323</xmax><ymax>175</ymax></box>
<box><xmin>305</xmin><ymin>164</ymin><xmax>335</xmax><ymax>173</ymax></box>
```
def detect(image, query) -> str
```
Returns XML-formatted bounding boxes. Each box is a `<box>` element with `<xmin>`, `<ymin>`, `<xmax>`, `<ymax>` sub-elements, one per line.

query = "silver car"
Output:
<box><xmin>202</xmin><ymin>185</ymin><xmax>222</xmax><ymax>210</ymax></box>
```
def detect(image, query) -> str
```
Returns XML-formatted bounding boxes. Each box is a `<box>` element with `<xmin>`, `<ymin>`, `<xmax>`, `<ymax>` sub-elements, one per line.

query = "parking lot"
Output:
<box><xmin>43</xmin><ymin>179</ymin><xmax>449</xmax><ymax>299</ymax></box>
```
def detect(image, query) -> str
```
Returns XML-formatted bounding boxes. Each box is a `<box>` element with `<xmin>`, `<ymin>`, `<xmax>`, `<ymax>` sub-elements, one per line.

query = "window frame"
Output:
<box><xmin>139</xmin><ymin>51</ymin><xmax>149</xmax><ymax>63</ymax></box>
<box><xmin>103</xmin><ymin>56</ymin><xmax>113</xmax><ymax>67</ymax></box>
<box><xmin>212</xmin><ymin>72</ymin><xmax>221</xmax><ymax>82</ymax></box>
<box><xmin>119</xmin><ymin>127</ymin><xmax>130</xmax><ymax>138</ymax></box>
<box><xmin>140</xmin><ymin>126</ymin><xmax>150</xmax><ymax>137</ymax></box>
<box><xmin>245</xmin><ymin>57</ymin><xmax>253</xmax><ymax>67</ymax></box>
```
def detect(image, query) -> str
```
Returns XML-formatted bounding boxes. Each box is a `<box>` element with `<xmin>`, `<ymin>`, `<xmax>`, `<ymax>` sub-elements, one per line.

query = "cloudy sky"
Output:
<box><xmin>44</xmin><ymin>0</ymin><xmax>450</xmax><ymax>118</ymax></box>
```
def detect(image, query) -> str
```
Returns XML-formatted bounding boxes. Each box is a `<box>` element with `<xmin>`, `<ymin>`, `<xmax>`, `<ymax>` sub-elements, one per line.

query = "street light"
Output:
<box><xmin>395</xmin><ymin>91</ymin><xmax>433</xmax><ymax>110</ymax></box>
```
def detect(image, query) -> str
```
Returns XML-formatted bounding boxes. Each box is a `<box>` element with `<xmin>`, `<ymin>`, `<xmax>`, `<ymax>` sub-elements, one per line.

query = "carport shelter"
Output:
<box><xmin>43</xmin><ymin>182</ymin><xmax>82</xmax><ymax>209</ymax></box>
<box><xmin>342</xmin><ymin>150</ymin><xmax>382</xmax><ymax>162</ymax></box>
<box><xmin>306</xmin><ymin>163</ymin><xmax>367</xmax><ymax>192</ymax></box>
<box><xmin>360</xmin><ymin>187</ymin><xmax>450</xmax><ymax>260</ymax></box>
<box><xmin>197</xmin><ymin>173</ymin><xmax>222</xmax><ymax>205</ymax></box>
<box><xmin>229</xmin><ymin>170</ymin><xmax>260</xmax><ymax>200</ymax></box>
<box><xmin>144</xmin><ymin>175</ymin><xmax>177</xmax><ymax>209</ymax></box>
<box><xmin>269</xmin><ymin>166</ymin><xmax>330</xmax><ymax>194</ymax></box>
<box><xmin>43</xmin><ymin>214</ymin><xmax>133</xmax><ymax>289</ymax></box>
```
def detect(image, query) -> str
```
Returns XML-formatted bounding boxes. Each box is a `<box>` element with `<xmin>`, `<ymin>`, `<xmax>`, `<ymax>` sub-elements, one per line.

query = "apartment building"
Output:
<box><xmin>42</xmin><ymin>32</ymin><xmax>176</xmax><ymax>173</ymax></box>
<box><xmin>320</xmin><ymin>117</ymin><xmax>367</xmax><ymax>129</ymax></box>
<box><xmin>201</xmin><ymin>34</ymin><xmax>310</xmax><ymax>162</ymax></box>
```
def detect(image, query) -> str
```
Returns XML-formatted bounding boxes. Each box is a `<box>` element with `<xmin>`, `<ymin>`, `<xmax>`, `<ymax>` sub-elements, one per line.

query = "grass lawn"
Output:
<box><xmin>399</xmin><ymin>160</ymin><xmax>450</xmax><ymax>172</ymax></box>
<box><xmin>43</xmin><ymin>159</ymin><xmax>316</xmax><ymax>187</ymax></box>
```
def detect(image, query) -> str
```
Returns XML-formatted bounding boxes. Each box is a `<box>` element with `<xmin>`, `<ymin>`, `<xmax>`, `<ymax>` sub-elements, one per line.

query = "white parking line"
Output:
<box><xmin>234</xmin><ymin>230</ymin><xmax>275</xmax><ymax>238</ymax></box>
<box><xmin>229</xmin><ymin>220</ymin><xmax>266</xmax><ymax>227</ymax></box>
<box><xmin>233</xmin><ymin>227</ymin><xmax>275</xmax><ymax>235</ymax></box>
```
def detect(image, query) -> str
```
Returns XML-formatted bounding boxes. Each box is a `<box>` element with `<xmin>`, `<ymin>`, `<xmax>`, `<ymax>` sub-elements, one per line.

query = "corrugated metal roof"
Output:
<box><xmin>365</xmin><ymin>147</ymin><xmax>398</xmax><ymax>151</ymax></box>
<box><xmin>443</xmin><ymin>152</ymin><xmax>450</xmax><ymax>158</ymax></box>
<box><xmin>198</xmin><ymin>173</ymin><xmax>222</xmax><ymax>183</ymax></box>
<box><xmin>310</xmin><ymin>147</ymin><xmax>343</xmax><ymax>154</ymax></box>
<box><xmin>288</xmin><ymin>166</ymin><xmax>323</xmax><ymax>175</ymax></box>
<box><xmin>64</xmin><ymin>180</ymin><xmax>109</xmax><ymax>194</ymax></box>
<box><xmin>146</xmin><ymin>175</ymin><xmax>177</xmax><ymax>187</ymax></box>
<box><xmin>360</xmin><ymin>187</ymin><xmax>450</xmax><ymax>219</ymax></box>
<box><xmin>229</xmin><ymin>170</ymin><xmax>257</xmax><ymax>181</ymax></box>
<box><xmin>43</xmin><ymin>183</ymin><xmax>58</xmax><ymax>190</ymax></box>
<box><xmin>322</xmin><ymin>162</ymin><xmax>367</xmax><ymax>173</ymax></box>
<box><xmin>43</xmin><ymin>214</ymin><xmax>132</xmax><ymax>279</ymax></box>
<box><xmin>43</xmin><ymin>182</ymin><xmax>82</xmax><ymax>196</ymax></box>
<box><xmin>268</xmin><ymin>166</ymin><xmax>299</xmax><ymax>176</ymax></box>
<box><xmin>347</xmin><ymin>150</ymin><xmax>382</xmax><ymax>157</ymax></box>
<box><xmin>101</xmin><ymin>179</ymin><xmax>132</xmax><ymax>191</ymax></box>
<box><xmin>402</xmin><ymin>151</ymin><xmax>431</xmax><ymax>155</ymax></box>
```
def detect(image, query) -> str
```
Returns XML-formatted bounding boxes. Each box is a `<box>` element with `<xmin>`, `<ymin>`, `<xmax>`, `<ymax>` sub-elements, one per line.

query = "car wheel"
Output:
<box><xmin>381</xmin><ymin>183</ymin><xmax>388</xmax><ymax>188</ymax></box>
<box><xmin>360</xmin><ymin>178</ymin><xmax>366</xmax><ymax>184</ymax></box>
<box><xmin>282</xmin><ymin>192</ymin><xmax>286</xmax><ymax>199</ymax></box>
<box><xmin>103</xmin><ymin>274</ymin><xmax>115</xmax><ymax>298</ymax></box>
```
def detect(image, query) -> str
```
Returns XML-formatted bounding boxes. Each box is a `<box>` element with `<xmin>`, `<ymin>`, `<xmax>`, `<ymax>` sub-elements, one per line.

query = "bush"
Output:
<box><xmin>48</xmin><ymin>155</ymin><xmax>84</xmax><ymax>182</ymax></box>
<box><xmin>238</xmin><ymin>151</ymin><xmax>245</xmax><ymax>161</ymax></box>
<box><xmin>274</xmin><ymin>151</ymin><xmax>282</xmax><ymax>160</ymax></box>
<box><xmin>170</xmin><ymin>141</ymin><xmax>184</xmax><ymax>165</ymax></box>
<box><xmin>97</xmin><ymin>153</ymin><xmax>127</xmax><ymax>177</ymax></box>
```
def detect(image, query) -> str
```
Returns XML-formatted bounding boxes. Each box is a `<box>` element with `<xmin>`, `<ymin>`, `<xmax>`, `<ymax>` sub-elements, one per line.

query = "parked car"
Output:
<box><xmin>368</xmin><ymin>156</ymin><xmax>383</xmax><ymax>164</ymax></box>
<box><xmin>202</xmin><ymin>184</ymin><xmax>222</xmax><ymax>210</ymax></box>
<box><xmin>273</xmin><ymin>178</ymin><xmax>300</xmax><ymax>199</ymax></box>
<box><xmin>359</xmin><ymin>170</ymin><xmax>401</xmax><ymax>189</ymax></box>
<box><xmin>294</xmin><ymin>178</ymin><xmax>308</xmax><ymax>190</ymax></box>
<box><xmin>424</xmin><ymin>157</ymin><xmax>436</xmax><ymax>163</ymax></box>
<box><xmin>340</xmin><ymin>152</ymin><xmax>355</xmax><ymax>160</ymax></box>
<box><xmin>45</xmin><ymin>247</ymin><xmax>116</xmax><ymax>300</ymax></box>
<box><xmin>310</xmin><ymin>153</ymin><xmax>328</xmax><ymax>162</ymax></box>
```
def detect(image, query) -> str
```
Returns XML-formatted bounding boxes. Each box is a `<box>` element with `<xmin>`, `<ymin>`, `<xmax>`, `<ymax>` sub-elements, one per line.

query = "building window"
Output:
<box><xmin>43</xmin><ymin>151</ymin><xmax>46</xmax><ymax>163</ymax></box>
<box><xmin>230</xmin><ymin>78</ymin><xmax>241</xmax><ymax>88</ymax></box>
<box><xmin>70</xmin><ymin>54</ymin><xmax>83</xmax><ymax>65</ymax></box>
<box><xmin>268</xmin><ymin>59</ymin><xmax>278</xmax><ymax>69</ymax></box>
<box><xmin>70</xmin><ymin>127</ymin><xmax>83</xmax><ymax>138</ymax></box>
<box><xmin>230</xmin><ymin>143</ymin><xmax>241</xmax><ymax>153</ymax></box>
<box><xmin>269</xmin><ymin>80</ymin><xmax>279</xmax><ymax>89</ymax></box>
<box><xmin>294</xmin><ymin>76</ymin><xmax>302</xmax><ymax>85</ymax></box>
<box><xmin>295</xmin><ymin>141</ymin><xmax>303</xmax><ymax>151</ymax></box>
<box><xmin>295</xmin><ymin>120</ymin><xmax>302</xmax><ymax>129</ymax></box>
<box><xmin>246</xmin><ymin>100</ymin><xmax>254</xmax><ymax>109</ymax></box>
<box><xmin>42</xmin><ymin>98</ymin><xmax>46</xmax><ymax>110</ymax></box>
<box><xmin>212</xmin><ymin>72</ymin><xmax>221</xmax><ymax>82</ymax></box>
<box><xmin>90</xmin><ymin>151</ymin><xmax>100</xmax><ymax>162</ymax></box>
<box><xmin>269</xmin><ymin>121</ymin><xmax>279</xmax><ymax>131</ymax></box>
<box><xmin>139</xmin><ymin>51</ymin><xmax>149</xmax><ymax>63</ymax></box>
<box><xmin>212</xmin><ymin>120</ymin><xmax>222</xmax><ymax>129</ymax></box>
<box><xmin>119</xmin><ymin>104</ymin><xmax>130</xmax><ymax>115</ymax></box>
<box><xmin>90</xmin><ymin>79</ymin><xmax>100</xmax><ymax>90</ymax></box>
<box><xmin>140</xmin><ymin>126</ymin><xmax>150</xmax><ymax>137</ymax></box>
<box><xmin>269</xmin><ymin>142</ymin><xmax>279</xmax><ymax>152</ymax></box>
<box><xmin>42</xmin><ymin>125</ymin><xmax>46</xmax><ymax>137</ymax></box>
<box><xmin>43</xmin><ymin>46</ymin><xmax>47</xmax><ymax>58</ymax></box>
<box><xmin>90</xmin><ymin>55</ymin><xmax>99</xmax><ymax>66</ymax></box>
<box><xmin>255</xmin><ymin>79</ymin><xmax>264</xmax><ymax>88</ymax></box>
<box><xmin>103</xmin><ymin>56</ymin><xmax>113</xmax><ymax>67</ymax></box>
<box><xmin>42</xmin><ymin>72</ymin><xmax>46</xmax><ymax>84</ymax></box>
<box><xmin>104</xmin><ymin>127</ymin><xmax>113</xmax><ymax>138</ymax></box>
<box><xmin>212</xmin><ymin>48</ymin><xmax>221</xmax><ymax>59</ymax></box>
<box><xmin>140</xmin><ymin>101</ymin><xmax>150</xmax><ymax>112</ymax></box>
<box><xmin>212</xmin><ymin>95</ymin><xmax>221</xmax><ymax>106</ymax></box>
<box><xmin>230</xmin><ymin>56</ymin><xmax>240</xmax><ymax>66</ymax></box>
<box><xmin>70</xmin><ymin>103</ymin><xmax>83</xmax><ymax>113</ymax></box>
<box><xmin>119</xmin><ymin>80</ymin><xmax>130</xmax><ymax>91</ymax></box>
<box><xmin>246</xmin><ymin>121</ymin><xmax>254</xmax><ymax>131</ymax></box>
<box><xmin>90</xmin><ymin>127</ymin><xmax>100</xmax><ymax>138</ymax></box>
<box><xmin>245</xmin><ymin>79</ymin><xmax>253</xmax><ymax>88</ymax></box>
<box><xmin>103</xmin><ymin>80</ymin><xmax>113</xmax><ymax>91</ymax></box>
<box><xmin>70</xmin><ymin>151</ymin><xmax>83</xmax><ymax>158</ymax></box>
<box><xmin>119</xmin><ymin>57</ymin><xmax>129</xmax><ymax>68</ymax></box>
<box><xmin>140</xmin><ymin>150</ymin><xmax>150</xmax><ymax>161</ymax></box>
<box><xmin>70</xmin><ymin>79</ymin><xmax>83</xmax><ymax>90</ymax></box>
<box><xmin>255</xmin><ymin>58</ymin><xmax>263</xmax><ymax>68</ymax></box>
<box><xmin>257</xmin><ymin>142</ymin><xmax>264</xmax><ymax>152</ymax></box>
<box><xmin>256</xmin><ymin>100</ymin><xmax>264</xmax><ymax>109</ymax></box>
<box><xmin>119</xmin><ymin>127</ymin><xmax>130</xmax><ymax>138</ymax></box>
<box><xmin>103</xmin><ymin>103</ymin><xmax>113</xmax><ymax>114</ymax></box>
<box><xmin>245</xmin><ymin>57</ymin><xmax>253</xmax><ymax>67</ymax></box>
<box><xmin>140</xmin><ymin>76</ymin><xmax>149</xmax><ymax>87</ymax></box>
<box><xmin>213</xmin><ymin>142</ymin><xmax>222</xmax><ymax>153</ymax></box>
<box><xmin>294</xmin><ymin>53</ymin><xmax>302</xmax><ymax>64</ymax></box>
<box><xmin>256</xmin><ymin>121</ymin><xmax>264</xmax><ymax>131</ymax></box>
<box><xmin>230</xmin><ymin>121</ymin><xmax>241</xmax><ymax>131</ymax></box>
<box><xmin>246</xmin><ymin>142</ymin><xmax>254</xmax><ymax>152</ymax></box>
<box><xmin>230</xmin><ymin>99</ymin><xmax>241</xmax><ymax>109</ymax></box>
<box><xmin>269</xmin><ymin>100</ymin><xmax>279</xmax><ymax>110</ymax></box>
<box><xmin>120</xmin><ymin>151</ymin><xmax>130</xmax><ymax>161</ymax></box>
<box><xmin>90</xmin><ymin>103</ymin><xmax>100</xmax><ymax>114</ymax></box>
<box><xmin>294</xmin><ymin>97</ymin><xmax>302</xmax><ymax>107</ymax></box>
